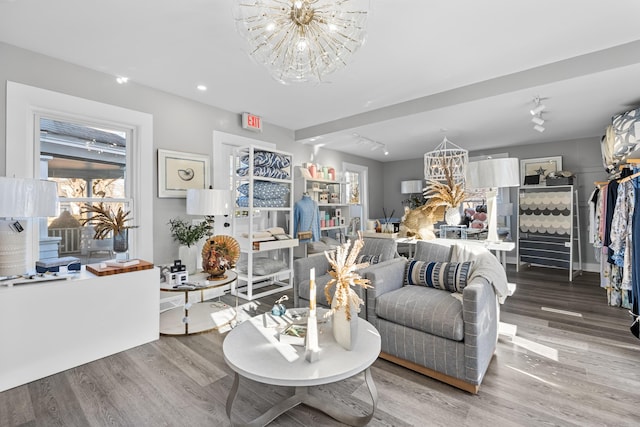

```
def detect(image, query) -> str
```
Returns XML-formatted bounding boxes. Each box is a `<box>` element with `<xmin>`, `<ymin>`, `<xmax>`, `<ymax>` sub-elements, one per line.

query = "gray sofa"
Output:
<box><xmin>363</xmin><ymin>240</ymin><xmax>501</xmax><ymax>394</ymax></box>
<box><xmin>293</xmin><ymin>237</ymin><xmax>398</xmax><ymax>313</ymax></box>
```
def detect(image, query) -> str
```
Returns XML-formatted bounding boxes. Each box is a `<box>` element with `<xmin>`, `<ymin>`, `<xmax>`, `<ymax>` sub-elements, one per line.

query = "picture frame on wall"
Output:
<box><xmin>520</xmin><ymin>156</ymin><xmax>562</xmax><ymax>185</ymax></box>
<box><xmin>158</xmin><ymin>149</ymin><xmax>210</xmax><ymax>198</ymax></box>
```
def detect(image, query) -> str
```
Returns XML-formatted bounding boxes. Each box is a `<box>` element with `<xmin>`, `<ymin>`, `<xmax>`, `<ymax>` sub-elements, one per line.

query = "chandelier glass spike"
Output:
<box><xmin>233</xmin><ymin>0</ymin><xmax>369</xmax><ymax>84</ymax></box>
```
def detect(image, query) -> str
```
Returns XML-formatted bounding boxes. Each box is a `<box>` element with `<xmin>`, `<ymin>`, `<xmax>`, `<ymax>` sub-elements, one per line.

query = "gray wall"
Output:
<box><xmin>0</xmin><ymin>42</ymin><xmax>384</xmax><ymax>265</ymax></box>
<box><xmin>383</xmin><ymin>138</ymin><xmax>609</xmax><ymax>270</ymax></box>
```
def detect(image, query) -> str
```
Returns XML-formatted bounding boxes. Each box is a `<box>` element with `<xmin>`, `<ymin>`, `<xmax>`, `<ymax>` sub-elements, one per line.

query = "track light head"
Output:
<box><xmin>531</xmin><ymin>116</ymin><xmax>545</xmax><ymax>126</ymax></box>
<box><xmin>533</xmin><ymin>124</ymin><xmax>545</xmax><ymax>133</ymax></box>
<box><xmin>530</xmin><ymin>96</ymin><xmax>546</xmax><ymax>115</ymax></box>
<box><xmin>530</xmin><ymin>104</ymin><xmax>546</xmax><ymax>115</ymax></box>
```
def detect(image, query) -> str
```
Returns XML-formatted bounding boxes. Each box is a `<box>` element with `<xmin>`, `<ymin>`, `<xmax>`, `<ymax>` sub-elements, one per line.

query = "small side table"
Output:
<box><xmin>160</xmin><ymin>270</ymin><xmax>238</xmax><ymax>336</ymax></box>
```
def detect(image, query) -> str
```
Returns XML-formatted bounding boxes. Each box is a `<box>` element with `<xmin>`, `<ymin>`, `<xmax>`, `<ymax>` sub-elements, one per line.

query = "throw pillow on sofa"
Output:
<box><xmin>404</xmin><ymin>260</ymin><xmax>474</xmax><ymax>293</ymax></box>
<box><xmin>356</xmin><ymin>254</ymin><xmax>381</xmax><ymax>264</ymax></box>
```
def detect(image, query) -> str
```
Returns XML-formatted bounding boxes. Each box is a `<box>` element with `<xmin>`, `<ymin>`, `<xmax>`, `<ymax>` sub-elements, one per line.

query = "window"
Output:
<box><xmin>6</xmin><ymin>81</ymin><xmax>154</xmax><ymax>267</ymax></box>
<box><xmin>343</xmin><ymin>162</ymin><xmax>369</xmax><ymax>233</ymax></box>
<box><xmin>40</xmin><ymin>117</ymin><xmax>131</xmax><ymax>261</ymax></box>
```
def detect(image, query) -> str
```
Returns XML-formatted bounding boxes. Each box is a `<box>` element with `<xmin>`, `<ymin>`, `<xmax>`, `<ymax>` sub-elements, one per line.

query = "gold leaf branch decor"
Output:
<box><xmin>80</xmin><ymin>202</ymin><xmax>137</xmax><ymax>239</ymax></box>
<box><xmin>423</xmin><ymin>162</ymin><xmax>465</xmax><ymax>210</ymax></box>
<box><xmin>324</xmin><ymin>234</ymin><xmax>371</xmax><ymax>321</ymax></box>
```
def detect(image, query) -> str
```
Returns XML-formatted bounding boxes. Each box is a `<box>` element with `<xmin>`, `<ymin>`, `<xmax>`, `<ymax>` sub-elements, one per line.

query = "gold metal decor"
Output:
<box><xmin>201</xmin><ymin>235</ymin><xmax>240</xmax><ymax>280</ymax></box>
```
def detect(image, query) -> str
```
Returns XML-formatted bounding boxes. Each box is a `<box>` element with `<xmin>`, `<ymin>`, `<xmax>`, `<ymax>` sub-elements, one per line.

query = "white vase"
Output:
<box><xmin>331</xmin><ymin>290</ymin><xmax>359</xmax><ymax>351</ymax></box>
<box><xmin>445</xmin><ymin>207</ymin><xmax>462</xmax><ymax>226</ymax></box>
<box><xmin>178</xmin><ymin>245</ymin><xmax>199</xmax><ymax>275</ymax></box>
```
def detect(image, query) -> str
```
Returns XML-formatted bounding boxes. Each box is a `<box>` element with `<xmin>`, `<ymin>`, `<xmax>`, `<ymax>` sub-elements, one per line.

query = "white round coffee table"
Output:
<box><xmin>223</xmin><ymin>312</ymin><xmax>381</xmax><ymax>426</ymax></box>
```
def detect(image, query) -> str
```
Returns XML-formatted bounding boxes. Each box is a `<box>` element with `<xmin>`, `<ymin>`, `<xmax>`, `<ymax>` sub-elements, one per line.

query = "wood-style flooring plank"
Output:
<box><xmin>27</xmin><ymin>373</ymin><xmax>90</xmax><ymax>426</ymax></box>
<box><xmin>0</xmin><ymin>385</ymin><xmax>35</xmax><ymax>427</ymax></box>
<box><xmin>1</xmin><ymin>265</ymin><xmax>639</xmax><ymax>426</ymax></box>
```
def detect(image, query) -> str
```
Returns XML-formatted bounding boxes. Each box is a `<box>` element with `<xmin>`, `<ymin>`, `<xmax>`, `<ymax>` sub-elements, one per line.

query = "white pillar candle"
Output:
<box><xmin>305</xmin><ymin>267</ymin><xmax>320</xmax><ymax>361</ymax></box>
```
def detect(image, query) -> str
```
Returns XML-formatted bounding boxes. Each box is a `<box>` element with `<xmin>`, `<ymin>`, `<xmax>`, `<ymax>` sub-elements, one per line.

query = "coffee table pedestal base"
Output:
<box><xmin>226</xmin><ymin>368</ymin><xmax>378</xmax><ymax>427</ymax></box>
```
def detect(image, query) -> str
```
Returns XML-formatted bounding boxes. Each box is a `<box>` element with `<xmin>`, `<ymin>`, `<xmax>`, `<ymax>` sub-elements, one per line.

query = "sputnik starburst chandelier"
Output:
<box><xmin>233</xmin><ymin>0</ymin><xmax>369</xmax><ymax>84</ymax></box>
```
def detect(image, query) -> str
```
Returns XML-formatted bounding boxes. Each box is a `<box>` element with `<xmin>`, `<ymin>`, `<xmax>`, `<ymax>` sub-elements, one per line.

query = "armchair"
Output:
<box><xmin>363</xmin><ymin>240</ymin><xmax>500</xmax><ymax>393</ymax></box>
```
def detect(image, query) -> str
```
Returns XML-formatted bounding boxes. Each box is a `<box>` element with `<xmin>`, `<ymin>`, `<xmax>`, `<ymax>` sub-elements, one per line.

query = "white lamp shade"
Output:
<box><xmin>401</xmin><ymin>180</ymin><xmax>423</xmax><ymax>194</ymax></box>
<box><xmin>465</xmin><ymin>158</ymin><xmax>520</xmax><ymax>190</ymax></box>
<box><xmin>0</xmin><ymin>177</ymin><xmax>58</xmax><ymax>218</ymax></box>
<box><xmin>186</xmin><ymin>189</ymin><xmax>231</xmax><ymax>216</ymax></box>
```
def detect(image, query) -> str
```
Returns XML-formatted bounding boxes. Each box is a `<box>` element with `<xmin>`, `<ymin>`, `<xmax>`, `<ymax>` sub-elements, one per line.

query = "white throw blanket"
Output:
<box><xmin>450</xmin><ymin>243</ymin><xmax>509</xmax><ymax>298</ymax></box>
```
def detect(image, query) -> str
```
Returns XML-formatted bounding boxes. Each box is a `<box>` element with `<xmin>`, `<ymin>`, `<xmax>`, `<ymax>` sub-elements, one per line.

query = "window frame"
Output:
<box><xmin>6</xmin><ymin>81</ymin><xmax>153</xmax><ymax>267</ymax></box>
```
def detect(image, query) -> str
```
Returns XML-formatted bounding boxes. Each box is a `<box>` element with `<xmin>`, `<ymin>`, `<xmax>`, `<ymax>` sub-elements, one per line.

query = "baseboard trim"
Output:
<box><xmin>378</xmin><ymin>352</ymin><xmax>480</xmax><ymax>394</ymax></box>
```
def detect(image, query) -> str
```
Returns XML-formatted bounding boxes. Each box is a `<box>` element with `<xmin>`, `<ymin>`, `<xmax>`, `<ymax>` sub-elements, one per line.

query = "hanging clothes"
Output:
<box><xmin>598</xmin><ymin>168</ymin><xmax>634</xmax><ymax>309</ymax></box>
<box><xmin>588</xmin><ymin>187</ymin><xmax>599</xmax><ymax>245</ymax></box>
<box><xmin>293</xmin><ymin>195</ymin><xmax>321</xmax><ymax>242</ymax></box>
<box><xmin>631</xmin><ymin>169</ymin><xmax>640</xmax><ymax>338</ymax></box>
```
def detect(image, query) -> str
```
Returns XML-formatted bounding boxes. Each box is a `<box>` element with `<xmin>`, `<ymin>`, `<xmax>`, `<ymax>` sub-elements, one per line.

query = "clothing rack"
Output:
<box><xmin>594</xmin><ymin>159</ymin><xmax>640</xmax><ymax>186</ymax></box>
<box><xmin>618</xmin><ymin>159</ymin><xmax>640</xmax><ymax>183</ymax></box>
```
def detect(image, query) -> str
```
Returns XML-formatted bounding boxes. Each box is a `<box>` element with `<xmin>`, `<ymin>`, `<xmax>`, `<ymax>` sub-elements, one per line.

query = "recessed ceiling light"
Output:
<box><xmin>116</xmin><ymin>76</ymin><xmax>129</xmax><ymax>84</ymax></box>
<box><xmin>197</xmin><ymin>85</ymin><xmax>207</xmax><ymax>91</ymax></box>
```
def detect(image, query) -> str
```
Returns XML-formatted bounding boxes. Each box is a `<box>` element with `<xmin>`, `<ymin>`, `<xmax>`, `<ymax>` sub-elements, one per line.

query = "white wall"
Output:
<box><xmin>0</xmin><ymin>42</ymin><xmax>384</xmax><ymax>265</ymax></box>
<box><xmin>383</xmin><ymin>138</ymin><xmax>610</xmax><ymax>270</ymax></box>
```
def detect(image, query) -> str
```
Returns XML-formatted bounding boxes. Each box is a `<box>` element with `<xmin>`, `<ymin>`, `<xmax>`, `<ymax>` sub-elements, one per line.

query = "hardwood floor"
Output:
<box><xmin>2</xmin><ymin>266</ymin><xmax>639</xmax><ymax>427</ymax></box>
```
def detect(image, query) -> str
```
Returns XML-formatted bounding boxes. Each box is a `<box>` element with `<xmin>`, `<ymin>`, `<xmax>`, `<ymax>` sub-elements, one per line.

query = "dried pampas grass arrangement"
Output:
<box><xmin>324</xmin><ymin>233</ymin><xmax>371</xmax><ymax>320</ymax></box>
<box><xmin>423</xmin><ymin>163</ymin><xmax>465</xmax><ymax>210</ymax></box>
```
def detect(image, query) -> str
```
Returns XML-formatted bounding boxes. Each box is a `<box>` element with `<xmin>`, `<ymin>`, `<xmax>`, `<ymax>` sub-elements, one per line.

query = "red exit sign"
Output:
<box><xmin>242</xmin><ymin>112</ymin><xmax>263</xmax><ymax>133</ymax></box>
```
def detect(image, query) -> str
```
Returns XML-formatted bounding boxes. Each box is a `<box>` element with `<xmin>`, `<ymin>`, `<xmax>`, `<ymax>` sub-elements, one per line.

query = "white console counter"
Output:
<box><xmin>0</xmin><ymin>266</ymin><xmax>159</xmax><ymax>392</ymax></box>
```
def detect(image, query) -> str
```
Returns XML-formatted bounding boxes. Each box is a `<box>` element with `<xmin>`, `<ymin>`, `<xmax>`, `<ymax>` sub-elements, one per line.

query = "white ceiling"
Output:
<box><xmin>2</xmin><ymin>0</ymin><xmax>640</xmax><ymax>162</ymax></box>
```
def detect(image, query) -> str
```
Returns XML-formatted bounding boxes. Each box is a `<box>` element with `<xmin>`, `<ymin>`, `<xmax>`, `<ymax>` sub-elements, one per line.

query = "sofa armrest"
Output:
<box><xmin>462</xmin><ymin>276</ymin><xmax>498</xmax><ymax>384</ymax></box>
<box><xmin>293</xmin><ymin>254</ymin><xmax>331</xmax><ymax>306</ymax></box>
<box><xmin>363</xmin><ymin>257</ymin><xmax>407</xmax><ymax>323</ymax></box>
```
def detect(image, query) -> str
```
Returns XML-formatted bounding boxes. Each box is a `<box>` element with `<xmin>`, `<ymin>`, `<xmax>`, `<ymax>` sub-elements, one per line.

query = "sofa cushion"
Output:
<box><xmin>414</xmin><ymin>240</ymin><xmax>452</xmax><ymax>262</ymax></box>
<box><xmin>404</xmin><ymin>260</ymin><xmax>474</xmax><ymax>293</ymax></box>
<box><xmin>298</xmin><ymin>274</ymin><xmax>334</xmax><ymax>307</ymax></box>
<box><xmin>357</xmin><ymin>254</ymin><xmax>381</xmax><ymax>264</ymax></box>
<box><xmin>361</xmin><ymin>238</ymin><xmax>397</xmax><ymax>262</ymax></box>
<box><xmin>376</xmin><ymin>285</ymin><xmax>464</xmax><ymax>341</ymax></box>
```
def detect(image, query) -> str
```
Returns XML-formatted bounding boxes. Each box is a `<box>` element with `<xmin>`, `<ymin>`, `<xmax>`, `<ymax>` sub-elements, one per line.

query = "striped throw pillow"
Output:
<box><xmin>404</xmin><ymin>260</ymin><xmax>474</xmax><ymax>293</ymax></box>
<box><xmin>356</xmin><ymin>254</ymin><xmax>381</xmax><ymax>265</ymax></box>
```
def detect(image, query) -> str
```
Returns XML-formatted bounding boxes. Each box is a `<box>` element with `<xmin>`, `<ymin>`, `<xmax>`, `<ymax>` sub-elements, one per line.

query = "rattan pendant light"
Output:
<box><xmin>424</xmin><ymin>137</ymin><xmax>468</xmax><ymax>185</ymax></box>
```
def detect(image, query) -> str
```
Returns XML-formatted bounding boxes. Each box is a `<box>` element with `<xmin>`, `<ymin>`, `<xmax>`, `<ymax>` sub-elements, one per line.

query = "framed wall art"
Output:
<box><xmin>158</xmin><ymin>149</ymin><xmax>210</xmax><ymax>198</ymax></box>
<box><xmin>520</xmin><ymin>156</ymin><xmax>562</xmax><ymax>185</ymax></box>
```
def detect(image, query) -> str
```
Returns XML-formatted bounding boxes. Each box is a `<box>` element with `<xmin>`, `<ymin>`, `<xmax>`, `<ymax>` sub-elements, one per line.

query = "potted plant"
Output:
<box><xmin>80</xmin><ymin>202</ymin><xmax>137</xmax><ymax>259</ymax></box>
<box><xmin>168</xmin><ymin>218</ymin><xmax>211</xmax><ymax>274</ymax></box>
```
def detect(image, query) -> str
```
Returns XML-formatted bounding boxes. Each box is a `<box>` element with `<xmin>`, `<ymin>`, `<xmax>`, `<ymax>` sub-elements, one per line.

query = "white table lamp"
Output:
<box><xmin>0</xmin><ymin>177</ymin><xmax>58</xmax><ymax>277</ymax></box>
<box><xmin>465</xmin><ymin>158</ymin><xmax>520</xmax><ymax>242</ymax></box>
<box><xmin>400</xmin><ymin>180</ymin><xmax>423</xmax><ymax>194</ymax></box>
<box><xmin>186</xmin><ymin>188</ymin><xmax>231</xmax><ymax>215</ymax></box>
<box><xmin>186</xmin><ymin>188</ymin><xmax>232</xmax><ymax>231</ymax></box>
